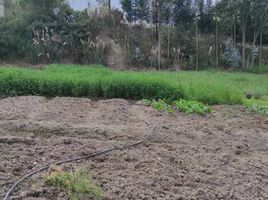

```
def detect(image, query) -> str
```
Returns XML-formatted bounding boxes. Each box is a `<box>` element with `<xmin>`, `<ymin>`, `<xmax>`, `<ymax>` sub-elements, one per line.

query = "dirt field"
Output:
<box><xmin>0</xmin><ymin>96</ymin><xmax>268</xmax><ymax>200</ymax></box>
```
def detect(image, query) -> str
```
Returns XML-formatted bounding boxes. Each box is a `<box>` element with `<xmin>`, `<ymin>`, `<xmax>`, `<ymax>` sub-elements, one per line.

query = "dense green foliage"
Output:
<box><xmin>45</xmin><ymin>169</ymin><xmax>104</xmax><ymax>200</ymax></box>
<box><xmin>0</xmin><ymin>64</ymin><xmax>268</xmax><ymax>105</ymax></box>
<box><xmin>1</xmin><ymin>0</ymin><xmax>268</xmax><ymax>71</ymax></box>
<box><xmin>0</xmin><ymin>65</ymin><xmax>183</xmax><ymax>101</ymax></box>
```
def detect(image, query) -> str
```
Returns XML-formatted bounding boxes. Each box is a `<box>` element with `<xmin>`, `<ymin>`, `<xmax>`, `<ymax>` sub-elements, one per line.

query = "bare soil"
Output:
<box><xmin>0</xmin><ymin>96</ymin><xmax>268</xmax><ymax>200</ymax></box>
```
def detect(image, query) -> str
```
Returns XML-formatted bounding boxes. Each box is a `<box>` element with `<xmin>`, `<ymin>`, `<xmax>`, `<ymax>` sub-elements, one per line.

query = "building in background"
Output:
<box><xmin>0</xmin><ymin>0</ymin><xmax>4</xmax><ymax>17</ymax></box>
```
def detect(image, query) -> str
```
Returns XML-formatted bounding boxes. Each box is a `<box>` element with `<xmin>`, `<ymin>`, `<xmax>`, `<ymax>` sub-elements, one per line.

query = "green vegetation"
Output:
<box><xmin>0</xmin><ymin>65</ymin><xmax>268</xmax><ymax>106</ymax></box>
<box><xmin>244</xmin><ymin>65</ymin><xmax>268</xmax><ymax>74</ymax></box>
<box><xmin>143</xmin><ymin>99</ymin><xmax>212</xmax><ymax>115</ymax></box>
<box><xmin>45</xmin><ymin>169</ymin><xmax>104</xmax><ymax>200</ymax></box>
<box><xmin>173</xmin><ymin>99</ymin><xmax>212</xmax><ymax>114</ymax></box>
<box><xmin>246</xmin><ymin>104</ymin><xmax>268</xmax><ymax>115</ymax></box>
<box><xmin>143</xmin><ymin>99</ymin><xmax>176</xmax><ymax>113</ymax></box>
<box><xmin>2</xmin><ymin>0</ymin><xmax>268</xmax><ymax>71</ymax></box>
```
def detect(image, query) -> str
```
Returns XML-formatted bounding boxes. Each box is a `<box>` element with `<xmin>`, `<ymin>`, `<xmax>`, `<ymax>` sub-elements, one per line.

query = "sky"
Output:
<box><xmin>68</xmin><ymin>0</ymin><xmax>121</xmax><ymax>11</ymax></box>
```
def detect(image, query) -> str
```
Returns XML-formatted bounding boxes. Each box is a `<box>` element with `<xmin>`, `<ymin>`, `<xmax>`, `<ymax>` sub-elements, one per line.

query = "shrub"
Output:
<box><xmin>221</xmin><ymin>38</ymin><xmax>241</xmax><ymax>68</ymax></box>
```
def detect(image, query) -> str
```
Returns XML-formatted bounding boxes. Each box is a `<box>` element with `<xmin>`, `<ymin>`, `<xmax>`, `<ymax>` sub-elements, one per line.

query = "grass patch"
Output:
<box><xmin>0</xmin><ymin>64</ymin><xmax>267</xmax><ymax>105</ymax></box>
<box><xmin>243</xmin><ymin>96</ymin><xmax>268</xmax><ymax>107</ymax></box>
<box><xmin>244</xmin><ymin>65</ymin><xmax>268</xmax><ymax>74</ymax></box>
<box><xmin>45</xmin><ymin>168</ymin><xmax>104</xmax><ymax>200</ymax></box>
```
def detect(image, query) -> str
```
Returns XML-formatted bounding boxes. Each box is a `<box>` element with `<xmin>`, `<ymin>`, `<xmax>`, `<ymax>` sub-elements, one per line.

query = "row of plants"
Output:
<box><xmin>2</xmin><ymin>64</ymin><xmax>268</xmax><ymax>105</ymax></box>
<box><xmin>0</xmin><ymin>66</ymin><xmax>183</xmax><ymax>101</ymax></box>
<box><xmin>1</xmin><ymin>64</ymin><xmax>268</xmax><ymax>115</ymax></box>
<box><xmin>0</xmin><ymin>65</ymin><xmax>248</xmax><ymax>105</ymax></box>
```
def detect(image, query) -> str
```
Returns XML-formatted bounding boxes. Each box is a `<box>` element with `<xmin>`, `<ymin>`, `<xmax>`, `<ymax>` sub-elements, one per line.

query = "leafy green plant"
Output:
<box><xmin>143</xmin><ymin>99</ymin><xmax>212</xmax><ymax>114</ymax></box>
<box><xmin>150</xmin><ymin>99</ymin><xmax>175</xmax><ymax>113</ymax></box>
<box><xmin>173</xmin><ymin>99</ymin><xmax>212</xmax><ymax>114</ymax></box>
<box><xmin>246</xmin><ymin>104</ymin><xmax>268</xmax><ymax>115</ymax></box>
<box><xmin>45</xmin><ymin>169</ymin><xmax>104</xmax><ymax>200</ymax></box>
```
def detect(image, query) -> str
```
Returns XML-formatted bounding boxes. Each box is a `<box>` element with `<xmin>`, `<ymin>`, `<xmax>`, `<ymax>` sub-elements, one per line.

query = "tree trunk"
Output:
<box><xmin>195</xmin><ymin>20</ymin><xmax>199</xmax><ymax>71</ymax></box>
<box><xmin>242</xmin><ymin>23</ymin><xmax>246</xmax><ymax>69</ymax></box>
<box><xmin>251</xmin><ymin>31</ymin><xmax>259</xmax><ymax>67</ymax></box>
<box><xmin>233</xmin><ymin>21</ymin><xmax>236</xmax><ymax>45</ymax></box>
<box><xmin>108</xmin><ymin>0</ymin><xmax>111</xmax><ymax>11</ymax></box>
<box><xmin>259</xmin><ymin>30</ymin><xmax>263</xmax><ymax>73</ymax></box>
<box><xmin>156</xmin><ymin>0</ymin><xmax>161</xmax><ymax>70</ymax></box>
<box><xmin>215</xmin><ymin>19</ymin><xmax>219</xmax><ymax>68</ymax></box>
<box><xmin>167</xmin><ymin>17</ymin><xmax>171</xmax><ymax>61</ymax></box>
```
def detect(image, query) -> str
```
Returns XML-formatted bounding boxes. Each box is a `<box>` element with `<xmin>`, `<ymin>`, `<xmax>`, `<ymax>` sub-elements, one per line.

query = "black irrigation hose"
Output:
<box><xmin>4</xmin><ymin>125</ymin><xmax>156</xmax><ymax>200</ymax></box>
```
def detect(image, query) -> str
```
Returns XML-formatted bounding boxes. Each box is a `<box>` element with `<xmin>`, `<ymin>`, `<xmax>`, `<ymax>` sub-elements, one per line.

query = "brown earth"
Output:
<box><xmin>0</xmin><ymin>96</ymin><xmax>268</xmax><ymax>200</ymax></box>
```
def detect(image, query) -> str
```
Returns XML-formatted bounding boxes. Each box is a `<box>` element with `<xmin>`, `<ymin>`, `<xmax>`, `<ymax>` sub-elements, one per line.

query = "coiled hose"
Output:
<box><xmin>4</xmin><ymin>124</ymin><xmax>156</xmax><ymax>200</ymax></box>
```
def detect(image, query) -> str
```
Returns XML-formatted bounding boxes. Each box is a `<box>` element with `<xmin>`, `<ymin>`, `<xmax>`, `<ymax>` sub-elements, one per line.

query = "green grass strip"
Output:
<box><xmin>1</xmin><ymin>64</ymin><xmax>268</xmax><ymax>105</ymax></box>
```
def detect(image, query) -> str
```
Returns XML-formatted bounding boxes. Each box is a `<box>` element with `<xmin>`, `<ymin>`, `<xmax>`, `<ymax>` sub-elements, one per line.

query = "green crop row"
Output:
<box><xmin>1</xmin><ymin>64</ymin><xmax>267</xmax><ymax>105</ymax></box>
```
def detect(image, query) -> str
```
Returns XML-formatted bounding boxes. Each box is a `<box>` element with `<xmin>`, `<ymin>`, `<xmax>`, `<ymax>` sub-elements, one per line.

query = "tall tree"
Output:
<box><xmin>121</xmin><ymin>0</ymin><xmax>134</xmax><ymax>22</ymax></box>
<box><xmin>248</xmin><ymin>0</ymin><xmax>268</xmax><ymax>67</ymax></box>
<box><xmin>216</xmin><ymin>0</ymin><xmax>251</xmax><ymax>69</ymax></box>
<box><xmin>162</xmin><ymin>0</ymin><xmax>175</xmax><ymax>60</ymax></box>
<box><xmin>135</xmin><ymin>0</ymin><xmax>150</xmax><ymax>22</ymax></box>
<box><xmin>155</xmin><ymin>0</ymin><xmax>161</xmax><ymax>70</ymax></box>
<box><xmin>173</xmin><ymin>0</ymin><xmax>194</xmax><ymax>27</ymax></box>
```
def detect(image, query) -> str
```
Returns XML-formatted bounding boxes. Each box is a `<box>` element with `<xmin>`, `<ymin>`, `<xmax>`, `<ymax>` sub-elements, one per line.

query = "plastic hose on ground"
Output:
<box><xmin>4</xmin><ymin>124</ymin><xmax>156</xmax><ymax>200</ymax></box>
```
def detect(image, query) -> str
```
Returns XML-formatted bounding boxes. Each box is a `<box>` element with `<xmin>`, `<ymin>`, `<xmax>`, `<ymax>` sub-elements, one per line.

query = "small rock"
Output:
<box><xmin>162</xmin><ymin>125</ymin><xmax>169</xmax><ymax>130</ymax></box>
<box><xmin>195</xmin><ymin>177</ymin><xmax>201</xmax><ymax>182</ymax></box>
<box><xmin>28</xmin><ymin>133</ymin><xmax>35</xmax><ymax>138</ymax></box>
<box><xmin>0</xmin><ymin>165</ymin><xmax>6</xmax><ymax>173</ymax></box>
<box><xmin>235</xmin><ymin>149</ymin><xmax>242</xmax><ymax>155</ymax></box>
<box><xmin>135</xmin><ymin>100</ymin><xmax>144</xmax><ymax>105</ymax></box>
<box><xmin>63</xmin><ymin>138</ymin><xmax>72</xmax><ymax>145</ymax></box>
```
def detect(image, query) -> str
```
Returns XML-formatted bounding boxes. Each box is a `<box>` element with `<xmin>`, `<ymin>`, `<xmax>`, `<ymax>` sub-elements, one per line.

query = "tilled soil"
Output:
<box><xmin>0</xmin><ymin>96</ymin><xmax>268</xmax><ymax>200</ymax></box>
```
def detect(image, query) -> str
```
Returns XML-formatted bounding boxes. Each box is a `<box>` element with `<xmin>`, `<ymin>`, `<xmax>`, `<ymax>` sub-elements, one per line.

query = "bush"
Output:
<box><xmin>221</xmin><ymin>38</ymin><xmax>241</xmax><ymax>68</ymax></box>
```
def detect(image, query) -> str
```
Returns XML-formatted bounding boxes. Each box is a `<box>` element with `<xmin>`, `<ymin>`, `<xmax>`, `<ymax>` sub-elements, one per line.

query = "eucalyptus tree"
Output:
<box><xmin>162</xmin><ymin>0</ymin><xmax>175</xmax><ymax>60</ymax></box>
<box><xmin>248</xmin><ymin>0</ymin><xmax>268</xmax><ymax>67</ymax></box>
<box><xmin>155</xmin><ymin>0</ymin><xmax>161</xmax><ymax>70</ymax></box>
<box><xmin>216</xmin><ymin>0</ymin><xmax>251</xmax><ymax>69</ymax></box>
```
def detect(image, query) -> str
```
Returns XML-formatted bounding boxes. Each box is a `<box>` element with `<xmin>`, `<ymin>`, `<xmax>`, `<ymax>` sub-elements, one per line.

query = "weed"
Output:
<box><xmin>45</xmin><ymin>169</ymin><xmax>104</xmax><ymax>200</ymax></box>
